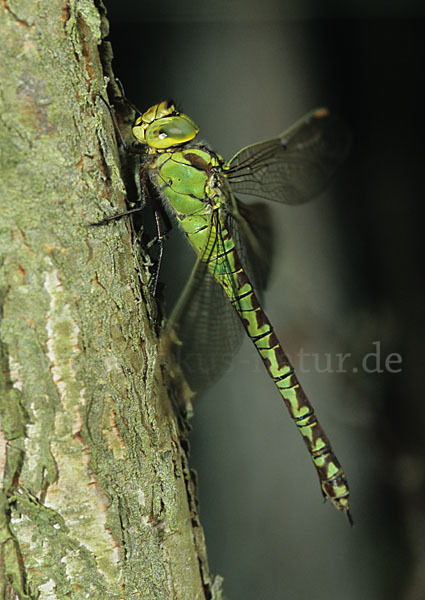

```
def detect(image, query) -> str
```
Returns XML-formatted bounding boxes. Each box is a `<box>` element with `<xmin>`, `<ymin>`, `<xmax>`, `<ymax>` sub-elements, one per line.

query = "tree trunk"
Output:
<box><xmin>0</xmin><ymin>2</ymin><xmax>222</xmax><ymax>598</ymax></box>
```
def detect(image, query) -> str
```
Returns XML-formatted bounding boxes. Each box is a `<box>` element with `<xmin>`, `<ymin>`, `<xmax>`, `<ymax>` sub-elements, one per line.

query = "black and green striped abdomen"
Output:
<box><xmin>207</xmin><ymin>219</ymin><xmax>350</xmax><ymax>518</ymax></box>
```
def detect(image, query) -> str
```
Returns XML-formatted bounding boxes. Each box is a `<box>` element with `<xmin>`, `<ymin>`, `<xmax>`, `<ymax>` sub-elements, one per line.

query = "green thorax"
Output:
<box><xmin>148</xmin><ymin>144</ymin><xmax>235</xmax><ymax>266</ymax></box>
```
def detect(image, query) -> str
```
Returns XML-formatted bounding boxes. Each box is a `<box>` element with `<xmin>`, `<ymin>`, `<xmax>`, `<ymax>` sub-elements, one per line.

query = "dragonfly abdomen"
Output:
<box><xmin>209</xmin><ymin>220</ymin><xmax>351</xmax><ymax>522</ymax></box>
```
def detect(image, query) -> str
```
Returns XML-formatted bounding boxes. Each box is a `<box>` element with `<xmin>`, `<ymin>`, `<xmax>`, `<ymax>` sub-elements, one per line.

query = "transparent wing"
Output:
<box><xmin>164</xmin><ymin>198</ymin><xmax>274</xmax><ymax>393</ymax></box>
<box><xmin>229</xmin><ymin>200</ymin><xmax>274</xmax><ymax>295</ymax></box>
<box><xmin>225</xmin><ymin>108</ymin><xmax>351</xmax><ymax>204</ymax></box>
<box><xmin>164</xmin><ymin>225</ymin><xmax>244</xmax><ymax>393</ymax></box>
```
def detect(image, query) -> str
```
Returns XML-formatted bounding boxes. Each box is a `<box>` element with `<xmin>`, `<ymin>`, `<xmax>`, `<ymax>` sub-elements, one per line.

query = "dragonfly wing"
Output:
<box><xmin>164</xmin><ymin>194</ymin><xmax>274</xmax><ymax>394</ymax></box>
<box><xmin>164</xmin><ymin>244</ymin><xmax>244</xmax><ymax>393</ymax></box>
<box><xmin>225</xmin><ymin>108</ymin><xmax>351</xmax><ymax>204</ymax></box>
<box><xmin>229</xmin><ymin>200</ymin><xmax>274</xmax><ymax>295</ymax></box>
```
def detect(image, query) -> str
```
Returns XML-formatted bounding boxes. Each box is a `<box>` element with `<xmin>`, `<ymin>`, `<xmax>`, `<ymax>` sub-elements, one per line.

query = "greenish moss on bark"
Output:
<box><xmin>0</xmin><ymin>2</ymin><xmax>223</xmax><ymax>599</ymax></box>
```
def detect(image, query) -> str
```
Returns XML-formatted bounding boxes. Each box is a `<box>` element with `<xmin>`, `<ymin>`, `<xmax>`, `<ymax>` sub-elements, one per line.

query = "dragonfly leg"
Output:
<box><xmin>89</xmin><ymin>205</ymin><xmax>145</xmax><ymax>227</ymax></box>
<box><xmin>115</xmin><ymin>78</ymin><xmax>144</xmax><ymax>117</ymax></box>
<box><xmin>97</xmin><ymin>89</ymin><xmax>145</xmax><ymax>156</ymax></box>
<box><xmin>148</xmin><ymin>203</ymin><xmax>165</xmax><ymax>297</ymax></box>
<box><xmin>97</xmin><ymin>93</ymin><xmax>129</xmax><ymax>150</ymax></box>
<box><xmin>145</xmin><ymin>215</ymin><xmax>171</xmax><ymax>250</ymax></box>
<box><xmin>141</xmin><ymin>170</ymin><xmax>173</xmax><ymax>297</ymax></box>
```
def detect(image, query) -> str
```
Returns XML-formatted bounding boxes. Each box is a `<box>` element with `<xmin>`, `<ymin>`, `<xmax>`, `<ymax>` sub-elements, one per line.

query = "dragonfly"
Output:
<box><xmin>100</xmin><ymin>96</ymin><xmax>352</xmax><ymax>523</ymax></box>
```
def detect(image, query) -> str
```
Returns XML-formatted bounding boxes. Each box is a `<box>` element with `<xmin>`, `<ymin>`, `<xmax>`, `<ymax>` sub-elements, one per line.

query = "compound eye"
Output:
<box><xmin>145</xmin><ymin>114</ymin><xmax>199</xmax><ymax>149</ymax></box>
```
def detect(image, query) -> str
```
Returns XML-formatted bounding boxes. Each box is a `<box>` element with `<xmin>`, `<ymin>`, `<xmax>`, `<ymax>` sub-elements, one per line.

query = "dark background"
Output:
<box><xmin>104</xmin><ymin>2</ymin><xmax>425</xmax><ymax>598</ymax></box>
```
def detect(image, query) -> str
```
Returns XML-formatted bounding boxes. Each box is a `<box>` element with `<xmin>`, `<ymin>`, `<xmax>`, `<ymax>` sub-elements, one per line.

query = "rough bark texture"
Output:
<box><xmin>0</xmin><ymin>2</ymin><xmax>222</xmax><ymax>598</ymax></box>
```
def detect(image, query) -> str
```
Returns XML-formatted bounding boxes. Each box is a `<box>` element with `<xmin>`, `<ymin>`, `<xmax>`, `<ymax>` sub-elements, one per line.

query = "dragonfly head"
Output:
<box><xmin>132</xmin><ymin>101</ymin><xmax>199</xmax><ymax>149</ymax></box>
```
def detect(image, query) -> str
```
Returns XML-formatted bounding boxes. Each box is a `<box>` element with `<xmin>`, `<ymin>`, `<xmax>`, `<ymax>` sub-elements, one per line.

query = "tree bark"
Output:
<box><xmin>0</xmin><ymin>2</ymin><xmax>222</xmax><ymax>598</ymax></box>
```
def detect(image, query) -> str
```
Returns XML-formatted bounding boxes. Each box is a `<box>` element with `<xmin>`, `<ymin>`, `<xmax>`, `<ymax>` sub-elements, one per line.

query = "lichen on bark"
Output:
<box><xmin>0</xmin><ymin>2</ymin><xmax>223</xmax><ymax>598</ymax></box>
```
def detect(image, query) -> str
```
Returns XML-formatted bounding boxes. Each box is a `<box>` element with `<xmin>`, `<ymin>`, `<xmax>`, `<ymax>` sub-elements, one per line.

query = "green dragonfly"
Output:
<box><xmin>103</xmin><ymin>98</ymin><xmax>352</xmax><ymax>523</ymax></box>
